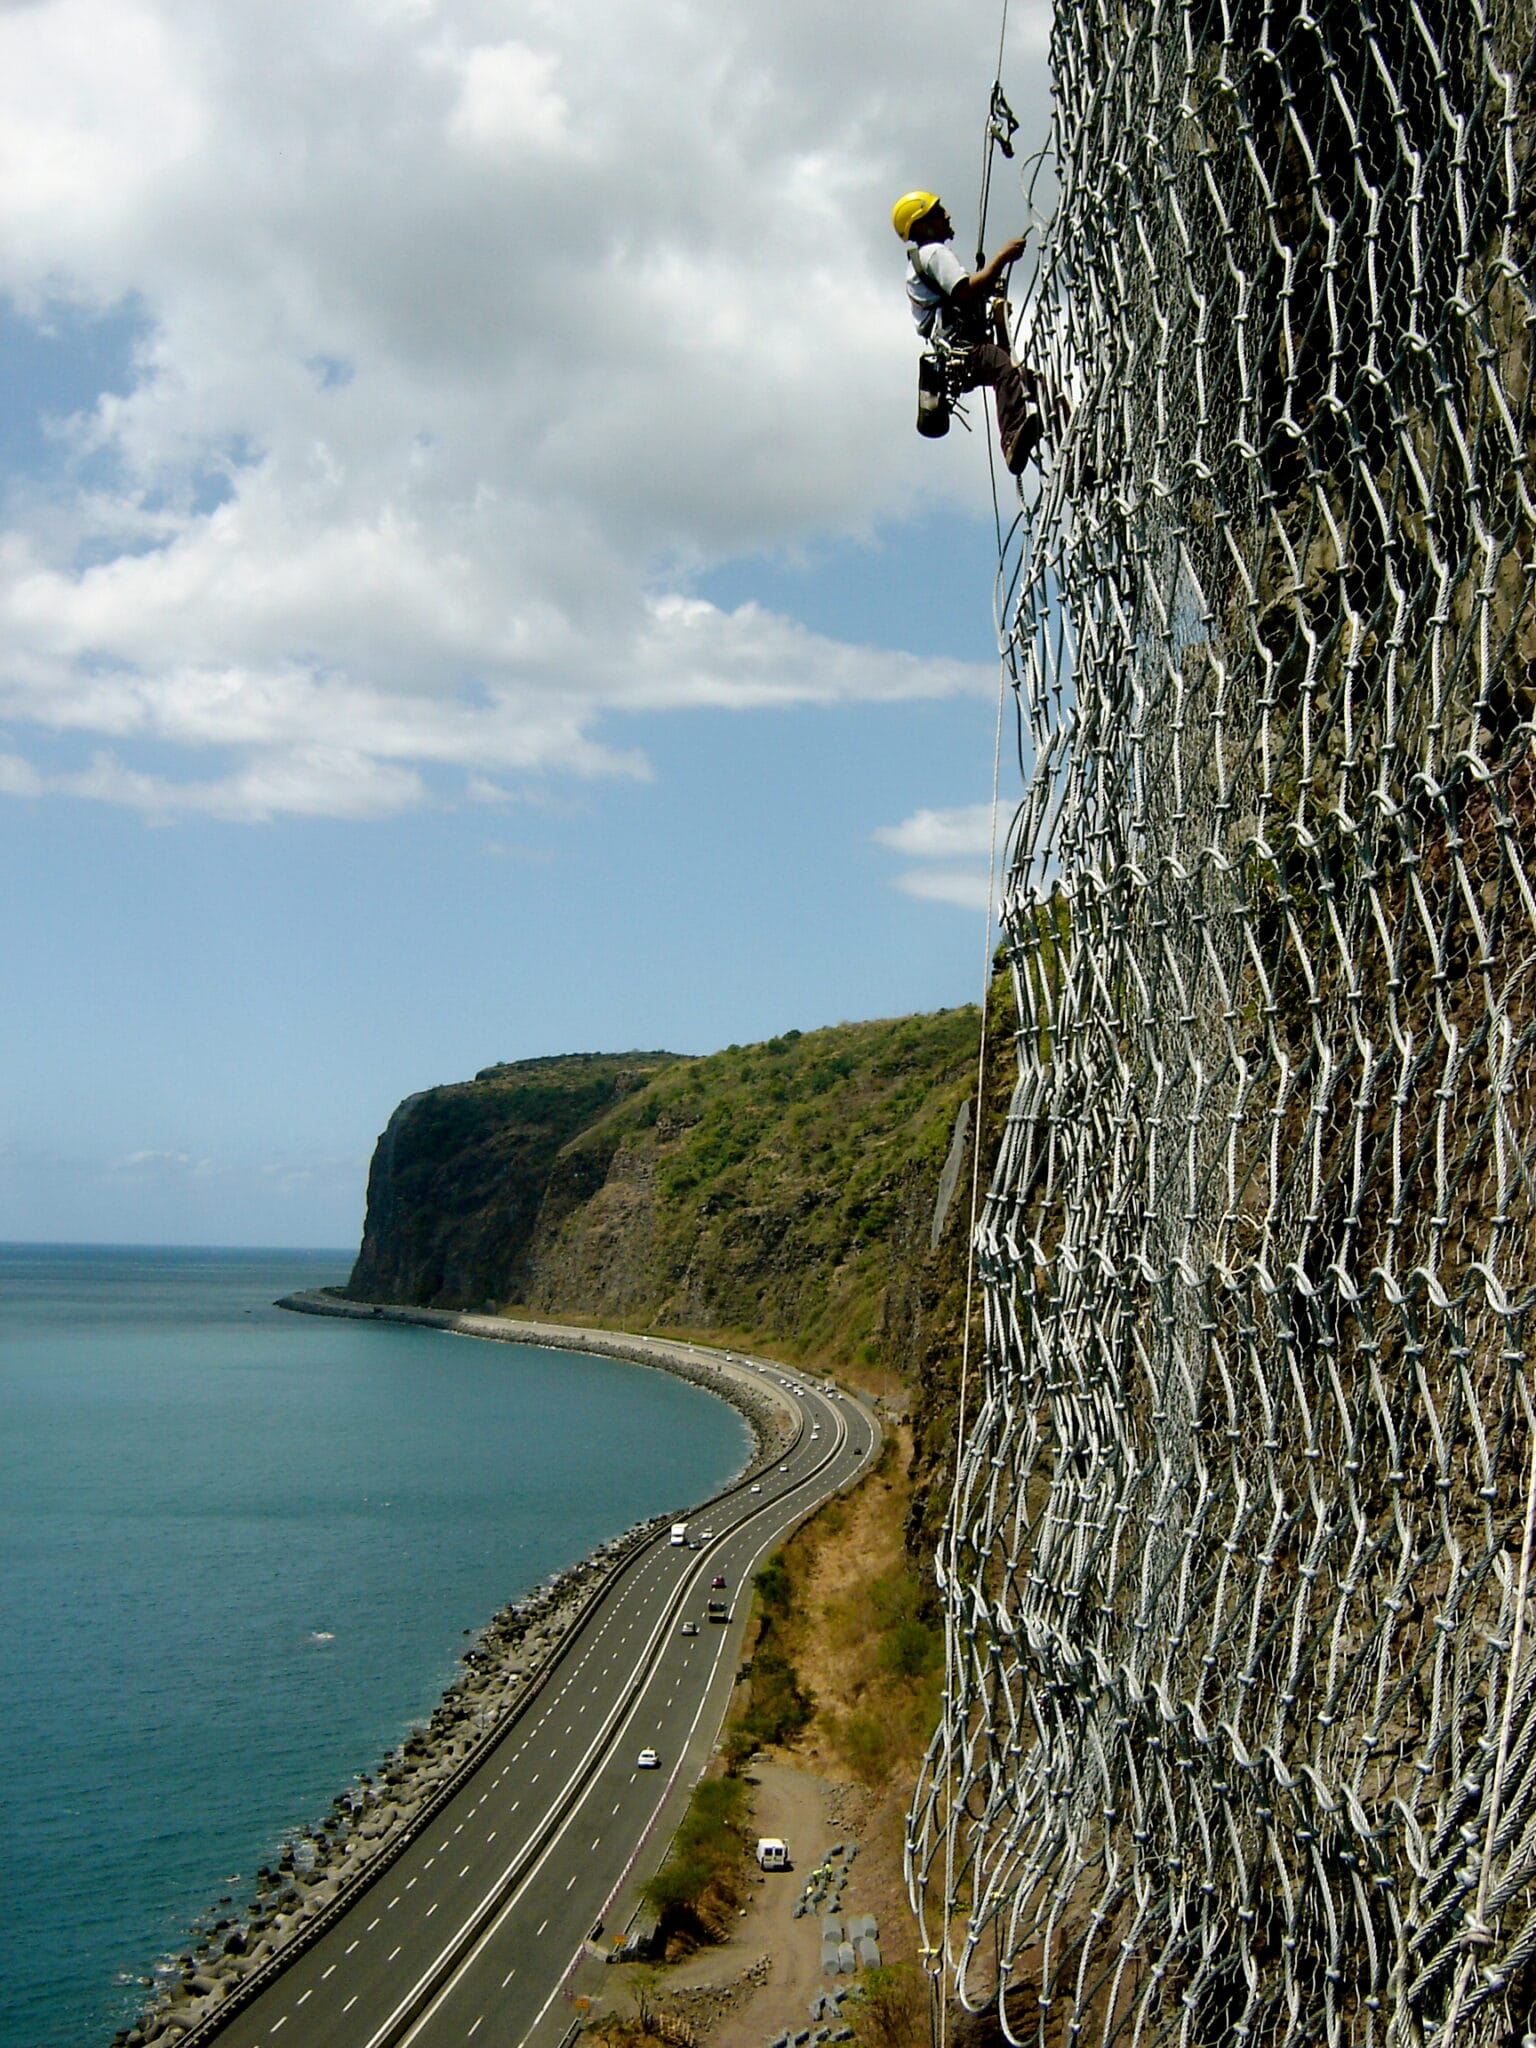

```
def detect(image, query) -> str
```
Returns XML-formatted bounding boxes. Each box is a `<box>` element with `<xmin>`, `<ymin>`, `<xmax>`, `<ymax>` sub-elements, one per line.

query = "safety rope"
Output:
<box><xmin>928</xmin><ymin>16</ymin><xmax>1025</xmax><ymax>2048</ymax></box>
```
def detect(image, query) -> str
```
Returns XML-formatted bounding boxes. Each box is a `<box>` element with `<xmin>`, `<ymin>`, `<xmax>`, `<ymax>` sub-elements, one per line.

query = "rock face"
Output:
<box><xmin>347</xmin><ymin>1052</ymin><xmax>678</xmax><ymax>1305</ymax></box>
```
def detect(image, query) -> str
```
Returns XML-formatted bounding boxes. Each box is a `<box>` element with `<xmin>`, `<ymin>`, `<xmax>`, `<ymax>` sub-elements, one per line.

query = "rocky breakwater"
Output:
<box><xmin>114</xmin><ymin>1529</ymin><xmax>666</xmax><ymax>2048</ymax></box>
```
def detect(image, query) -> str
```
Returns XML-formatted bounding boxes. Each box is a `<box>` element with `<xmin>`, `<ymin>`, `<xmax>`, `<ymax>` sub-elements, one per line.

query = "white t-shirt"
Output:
<box><xmin>906</xmin><ymin>240</ymin><xmax>968</xmax><ymax>340</ymax></box>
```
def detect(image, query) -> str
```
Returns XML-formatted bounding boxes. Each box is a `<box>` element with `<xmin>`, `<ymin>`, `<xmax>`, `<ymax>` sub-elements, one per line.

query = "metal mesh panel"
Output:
<box><xmin>907</xmin><ymin>4</ymin><xmax>1536</xmax><ymax>2042</ymax></box>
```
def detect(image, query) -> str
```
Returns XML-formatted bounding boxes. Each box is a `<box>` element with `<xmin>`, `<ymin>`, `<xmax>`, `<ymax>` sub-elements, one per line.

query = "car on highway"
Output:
<box><xmin>750</xmin><ymin>1483</ymin><xmax>762</xmax><ymax>1493</ymax></box>
<box><xmin>711</xmin><ymin>1574</ymin><xmax>727</xmax><ymax>1589</ymax></box>
<box><xmin>637</xmin><ymin>1747</ymin><xmax>660</xmax><ymax>1768</ymax></box>
<box><xmin>700</xmin><ymin>1527</ymin><xmax>715</xmax><ymax>1541</ymax></box>
<box><xmin>679</xmin><ymin>1620</ymin><xmax>699</xmax><ymax>1636</ymax></box>
<box><xmin>778</xmin><ymin>1463</ymin><xmax>788</xmax><ymax>1472</ymax></box>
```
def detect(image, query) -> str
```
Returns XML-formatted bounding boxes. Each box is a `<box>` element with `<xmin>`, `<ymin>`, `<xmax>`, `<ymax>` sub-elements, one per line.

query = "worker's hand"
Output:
<box><xmin>997</xmin><ymin>235</ymin><xmax>1027</xmax><ymax>266</ymax></box>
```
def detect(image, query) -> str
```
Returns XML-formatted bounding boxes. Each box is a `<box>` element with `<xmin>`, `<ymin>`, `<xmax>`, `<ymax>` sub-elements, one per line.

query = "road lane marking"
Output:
<box><xmin>426</xmin><ymin>1903</ymin><xmax>438</xmax><ymax>1918</ymax></box>
<box><xmin>344</xmin><ymin>1996</ymin><xmax>358</xmax><ymax>2013</ymax></box>
<box><xmin>272</xmin><ymin>2018</ymin><xmax>287</xmax><ymax>2033</ymax></box>
<box><xmin>346</xmin><ymin>1940</ymin><xmax>360</xmax><ymax>1954</ymax></box>
<box><xmin>536</xmin><ymin>1918</ymin><xmax>548</xmax><ymax>1936</ymax></box>
<box><xmin>322</xmin><ymin>1966</ymin><xmax>336</xmax><ymax>1980</ymax></box>
<box><xmin>296</xmin><ymin>1991</ymin><xmax>312</xmax><ymax>2006</ymax></box>
<box><xmin>469</xmin><ymin>2019</ymin><xmax>484</xmax><ymax>2037</ymax></box>
<box><xmin>389</xmin><ymin>1945</ymin><xmax>402</xmax><ymax>1961</ymax></box>
<box><xmin>460</xmin><ymin>1864</ymin><xmax>470</xmax><ymax>1877</ymax></box>
<box><xmin>367</xmin><ymin>1918</ymin><xmax>381</xmax><ymax>1932</ymax></box>
<box><xmin>502</xmin><ymin>1969</ymin><xmax>517</xmax><ymax>1987</ymax></box>
<box><xmin>406</xmin><ymin>1877</ymin><xmax>417</xmax><ymax>1889</ymax></box>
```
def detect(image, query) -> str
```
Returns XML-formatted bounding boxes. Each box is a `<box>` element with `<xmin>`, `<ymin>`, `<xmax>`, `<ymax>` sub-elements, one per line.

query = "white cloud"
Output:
<box><xmin>893</xmin><ymin>866</ymin><xmax>994</xmax><ymax>911</ymax></box>
<box><xmin>0</xmin><ymin>0</ymin><xmax>1050</xmax><ymax>819</ymax></box>
<box><xmin>873</xmin><ymin>801</ymin><xmax>998</xmax><ymax>858</ymax></box>
<box><xmin>874</xmin><ymin>800</ymin><xmax>1007</xmax><ymax>912</ymax></box>
<box><xmin>447</xmin><ymin>42</ymin><xmax>574</xmax><ymax>158</ymax></box>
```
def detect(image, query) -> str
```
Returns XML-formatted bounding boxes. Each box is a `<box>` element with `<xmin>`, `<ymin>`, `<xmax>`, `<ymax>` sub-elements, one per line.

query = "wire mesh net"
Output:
<box><xmin>907</xmin><ymin>3</ymin><xmax>1536</xmax><ymax>2042</ymax></box>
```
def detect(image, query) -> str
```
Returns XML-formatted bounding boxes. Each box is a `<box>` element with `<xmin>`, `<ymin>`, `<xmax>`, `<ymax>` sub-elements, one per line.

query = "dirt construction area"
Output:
<box><xmin>594</xmin><ymin>1759</ymin><xmax>912</xmax><ymax>2048</ymax></box>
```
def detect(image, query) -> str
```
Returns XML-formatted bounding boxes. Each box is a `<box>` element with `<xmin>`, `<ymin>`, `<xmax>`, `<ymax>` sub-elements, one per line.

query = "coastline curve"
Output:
<box><xmin>119</xmin><ymin>1301</ymin><xmax>827</xmax><ymax>2048</ymax></box>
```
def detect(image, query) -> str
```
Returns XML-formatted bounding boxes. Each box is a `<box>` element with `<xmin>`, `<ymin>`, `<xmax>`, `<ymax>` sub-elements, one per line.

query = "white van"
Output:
<box><xmin>670</xmin><ymin>1522</ymin><xmax>688</xmax><ymax>1546</ymax></box>
<box><xmin>756</xmin><ymin>1838</ymin><xmax>790</xmax><ymax>1871</ymax></box>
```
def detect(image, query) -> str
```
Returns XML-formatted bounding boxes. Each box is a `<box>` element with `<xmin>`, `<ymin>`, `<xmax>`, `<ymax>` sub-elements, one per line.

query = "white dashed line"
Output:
<box><xmin>502</xmin><ymin>1968</ymin><xmax>517</xmax><ymax>1988</ymax></box>
<box><xmin>321</xmin><ymin>1965</ymin><xmax>336</xmax><ymax>1981</ymax></box>
<box><xmin>344</xmin><ymin>1995</ymin><xmax>358</xmax><ymax>2013</ymax></box>
<box><xmin>296</xmin><ymin>1990</ymin><xmax>312</xmax><ymax>2006</ymax></box>
<box><xmin>388</xmin><ymin>1945</ymin><xmax>402</xmax><ymax>1961</ymax></box>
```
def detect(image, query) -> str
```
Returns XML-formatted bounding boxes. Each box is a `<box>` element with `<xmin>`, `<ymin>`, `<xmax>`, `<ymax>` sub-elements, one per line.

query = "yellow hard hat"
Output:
<box><xmin>891</xmin><ymin>190</ymin><xmax>941</xmax><ymax>240</ymax></box>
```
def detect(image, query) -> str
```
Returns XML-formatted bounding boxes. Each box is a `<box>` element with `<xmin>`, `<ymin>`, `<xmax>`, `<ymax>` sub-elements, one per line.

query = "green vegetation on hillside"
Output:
<box><xmin>721</xmin><ymin>1551</ymin><xmax>815</xmax><ymax>1769</ymax></box>
<box><xmin>639</xmin><ymin>1775</ymin><xmax>752</xmax><ymax>1953</ymax></box>
<box><xmin>533</xmin><ymin>1008</ymin><xmax>981</xmax><ymax>1366</ymax></box>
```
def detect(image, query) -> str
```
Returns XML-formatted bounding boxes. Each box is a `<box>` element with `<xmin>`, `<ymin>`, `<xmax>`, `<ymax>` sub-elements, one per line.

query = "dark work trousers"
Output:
<box><xmin>949</xmin><ymin>340</ymin><xmax>1041</xmax><ymax>472</ymax></box>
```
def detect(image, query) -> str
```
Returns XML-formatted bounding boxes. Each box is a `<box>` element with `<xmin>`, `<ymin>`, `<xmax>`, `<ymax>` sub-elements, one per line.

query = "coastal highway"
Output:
<box><xmin>204</xmin><ymin>1343</ymin><xmax>877</xmax><ymax>2048</ymax></box>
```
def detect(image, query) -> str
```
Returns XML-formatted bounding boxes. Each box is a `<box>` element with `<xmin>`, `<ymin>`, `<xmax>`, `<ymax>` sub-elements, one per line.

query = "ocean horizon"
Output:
<box><xmin>0</xmin><ymin>1243</ymin><xmax>749</xmax><ymax>2048</ymax></box>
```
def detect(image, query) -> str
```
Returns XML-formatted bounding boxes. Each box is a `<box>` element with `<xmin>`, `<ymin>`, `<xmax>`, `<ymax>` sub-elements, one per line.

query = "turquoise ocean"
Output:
<box><xmin>0</xmin><ymin>1245</ymin><xmax>750</xmax><ymax>2048</ymax></box>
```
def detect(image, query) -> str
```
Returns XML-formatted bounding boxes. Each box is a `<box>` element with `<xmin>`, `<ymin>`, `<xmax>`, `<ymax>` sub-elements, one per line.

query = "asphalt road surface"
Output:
<box><xmin>207</xmin><ymin>1345</ymin><xmax>878</xmax><ymax>2048</ymax></box>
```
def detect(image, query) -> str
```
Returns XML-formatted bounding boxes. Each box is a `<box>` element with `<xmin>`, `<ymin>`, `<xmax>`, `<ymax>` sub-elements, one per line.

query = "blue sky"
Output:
<box><xmin>0</xmin><ymin>0</ymin><xmax>1051</xmax><ymax>1249</ymax></box>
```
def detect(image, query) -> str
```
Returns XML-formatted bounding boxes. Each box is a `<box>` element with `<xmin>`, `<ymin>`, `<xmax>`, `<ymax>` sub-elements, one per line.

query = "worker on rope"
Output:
<box><xmin>892</xmin><ymin>190</ymin><xmax>1041</xmax><ymax>474</ymax></box>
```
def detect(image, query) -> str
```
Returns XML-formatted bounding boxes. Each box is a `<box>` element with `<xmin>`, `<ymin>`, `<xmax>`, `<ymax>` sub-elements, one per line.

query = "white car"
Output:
<box><xmin>700</xmin><ymin>1527</ymin><xmax>715</xmax><ymax>1541</ymax></box>
<box><xmin>750</xmin><ymin>1483</ymin><xmax>762</xmax><ymax>1494</ymax></box>
<box><xmin>679</xmin><ymin>1620</ymin><xmax>699</xmax><ymax>1636</ymax></box>
<box><xmin>637</xmin><ymin>1747</ymin><xmax>660</xmax><ymax>1769</ymax></box>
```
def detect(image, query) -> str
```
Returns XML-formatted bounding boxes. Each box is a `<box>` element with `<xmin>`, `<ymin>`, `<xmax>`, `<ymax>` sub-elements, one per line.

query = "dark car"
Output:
<box><xmin>711</xmin><ymin>1574</ymin><xmax>727</xmax><ymax>1589</ymax></box>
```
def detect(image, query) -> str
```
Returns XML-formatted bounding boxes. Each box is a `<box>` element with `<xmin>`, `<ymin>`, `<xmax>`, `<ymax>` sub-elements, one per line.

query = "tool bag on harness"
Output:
<box><xmin>916</xmin><ymin>350</ymin><xmax>950</xmax><ymax>438</ymax></box>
